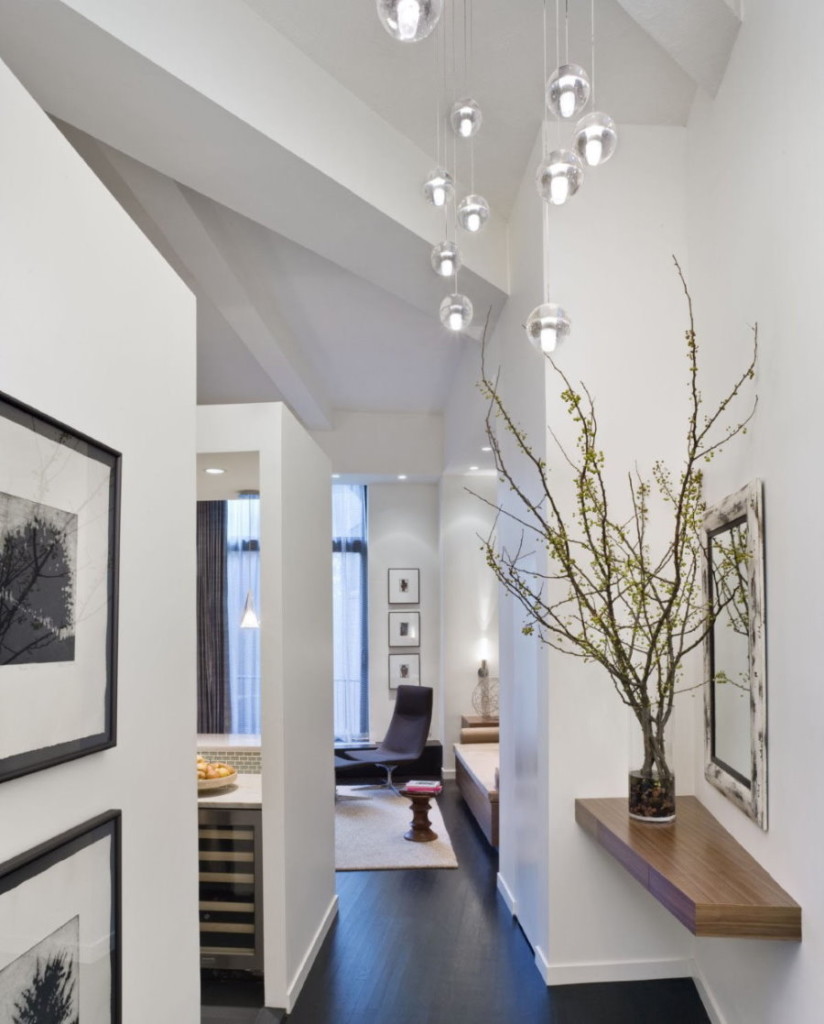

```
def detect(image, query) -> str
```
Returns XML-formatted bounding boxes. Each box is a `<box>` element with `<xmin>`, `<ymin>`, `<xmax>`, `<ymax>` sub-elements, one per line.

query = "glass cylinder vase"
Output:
<box><xmin>628</xmin><ymin>703</ymin><xmax>676</xmax><ymax>822</ymax></box>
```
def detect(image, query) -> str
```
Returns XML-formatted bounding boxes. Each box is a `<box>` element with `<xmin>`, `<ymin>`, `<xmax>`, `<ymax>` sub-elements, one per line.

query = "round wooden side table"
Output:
<box><xmin>400</xmin><ymin>789</ymin><xmax>439</xmax><ymax>842</ymax></box>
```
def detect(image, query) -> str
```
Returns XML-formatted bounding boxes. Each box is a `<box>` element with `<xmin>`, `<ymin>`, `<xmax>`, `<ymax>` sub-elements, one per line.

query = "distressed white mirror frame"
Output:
<box><xmin>703</xmin><ymin>479</ymin><xmax>767</xmax><ymax>829</ymax></box>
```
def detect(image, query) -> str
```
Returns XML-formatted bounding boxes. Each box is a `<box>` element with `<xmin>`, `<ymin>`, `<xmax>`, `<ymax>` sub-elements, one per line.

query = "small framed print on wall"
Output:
<box><xmin>0</xmin><ymin>390</ymin><xmax>121</xmax><ymax>785</ymax></box>
<box><xmin>388</xmin><ymin>611</ymin><xmax>420</xmax><ymax>647</ymax></box>
<box><xmin>0</xmin><ymin>810</ymin><xmax>121</xmax><ymax>1023</ymax></box>
<box><xmin>389</xmin><ymin>653</ymin><xmax>420</xmax><ymax>689</ymax></box>
<box><xmin>388</xmin><ymin>568</ymin><xmax>420</xmax><ymax>604</ymax></box>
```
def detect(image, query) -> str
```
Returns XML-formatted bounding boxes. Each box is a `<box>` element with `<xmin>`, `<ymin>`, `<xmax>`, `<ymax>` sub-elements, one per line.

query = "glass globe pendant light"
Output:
<box><xmin>546</xmin><ymin>63</ymin><xmax>590</xmax><ymax>120</ymax></box>
<box><xmin>440</xmin><ymin>293</ymin><xmax>473</xmax><ymax>332</ymax></box>
<box><xmin>423</xmin><ymin>167</ymin><xmax>454</xmax><ymax>208</ymax></box>
<box><xmin>536</xmin><ymin>150</ymin><xmax>584</xmax><ymax>206</ymax></box>
<box><xmin>457</xmin><ymin>194</ymin><xmax>490</xmax><ymax>233</ymax></box>
<box><xmin>574</xmin><ymin>111</ymin><xmax>617</xmax><ymax>167</ymax></box>
<box><xmin>450</xmin><ymin>98</ymin><xmax>483</xmax><ymax>139</ymax></box>
<box><xmin>525</xmin><ymin>303</ymin><xmax>571</xmax><ymax>354</ymax></box>
<box><xmin>431</xmin><ymin>241</ymin><xmax>461</xmax><ymax>278</ymax></box>
<box><xmin>240</xmin><ymin>590</ymin><xmax>260</xmax><ymax>629</ymax></box>
<box><xmin>376</xmin><ymin>0</ymin><xmax>443</xmax><ymax>42</ymax></box>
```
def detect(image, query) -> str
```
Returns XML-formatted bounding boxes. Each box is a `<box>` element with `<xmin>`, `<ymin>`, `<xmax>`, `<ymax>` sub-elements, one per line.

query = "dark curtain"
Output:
<box><xmin>197</xmin><ymin>500</ymin><xmax>230</xmax><ymax>733</ymax></box>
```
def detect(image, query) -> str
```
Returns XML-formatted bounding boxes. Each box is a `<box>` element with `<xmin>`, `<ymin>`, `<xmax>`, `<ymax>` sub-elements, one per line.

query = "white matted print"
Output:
<box><xmin>388</xmin><ymin>568</ymin><xmax>419</xmax><ymax>604</ymax></box>
<box><xmin>0</xmin><ymin>391</ymin><xmax>120</xmax><ymax>784</ymax></box>
<box><xmin>0</xmin><ymin>811</ymin><xmax>120</xmax><ymax>1022</ymax></box>
<box><xmin>388</xmin><ymin>611</ymin><xmax>420</xmax><ymax>647</ymax></box>
<box><xmin>389</xmin><ymin>653</ymin><xmax>420</xmax><ymax>689</ymax></box>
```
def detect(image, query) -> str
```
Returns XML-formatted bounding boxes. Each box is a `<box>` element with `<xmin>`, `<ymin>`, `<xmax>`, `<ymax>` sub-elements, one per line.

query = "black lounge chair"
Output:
<box><xmin>337</xmin><ymin>685</ymin><xmax>433</xmax><ymax>793</ymax></box>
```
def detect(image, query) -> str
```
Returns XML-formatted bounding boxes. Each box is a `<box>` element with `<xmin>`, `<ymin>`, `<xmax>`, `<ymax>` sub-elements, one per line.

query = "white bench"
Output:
<box><xmin>453</xmin><ymin>742</ymin><xmax>499</xmax><ymax>847</ymax></box>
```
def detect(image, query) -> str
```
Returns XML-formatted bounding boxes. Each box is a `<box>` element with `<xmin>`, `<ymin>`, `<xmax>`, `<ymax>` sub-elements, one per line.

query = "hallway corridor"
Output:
<box><xmin>202</xmin><ymin>783</ymin><xmax>711</xmax><ymax>1023</ymax></box>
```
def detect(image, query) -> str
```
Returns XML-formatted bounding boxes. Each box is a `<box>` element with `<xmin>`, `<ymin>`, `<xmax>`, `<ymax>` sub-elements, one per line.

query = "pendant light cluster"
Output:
<box><xmin>377</xmin><ymin>0</ymin><xmax>618</xmax><ymax>352</ymax></box>
<box><xmin>527</xmin><ymin>0</ymin><xmax>618</xmax><ymax>354</ymax></box>
<box><xmin>378</xmin><ymin>0</ymin><xmax>485</xmax><ymax>335</ymax></box>
<box><xmin>432</xmin><ymin>1</ymin><xmax>486</xmax><ymax>334</ymax></box>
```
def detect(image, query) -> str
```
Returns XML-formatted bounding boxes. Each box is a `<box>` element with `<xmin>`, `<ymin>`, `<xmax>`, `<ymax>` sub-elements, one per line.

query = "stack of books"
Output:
<box><xmin>404</xmin><ymin>779</ymin><xmax>443</xmax><ymax>795</ymax></box>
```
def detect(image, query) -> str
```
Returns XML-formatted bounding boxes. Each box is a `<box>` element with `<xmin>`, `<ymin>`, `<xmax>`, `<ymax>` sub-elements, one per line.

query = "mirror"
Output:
<box><xmin>703</xmin><ymin>480</ymin><xmax>767</xmax><ymax>829</ymax></box>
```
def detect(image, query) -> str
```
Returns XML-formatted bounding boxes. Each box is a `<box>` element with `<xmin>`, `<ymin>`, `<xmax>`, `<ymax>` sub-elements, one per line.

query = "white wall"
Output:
<box><xmin>0</xmin><ymin>56</ymin><xmax>199</xmax><ymax>1022</ymax></box>
<box><xmin>543</xmin><ymin>122</ymin><xmax>696</xmax><ymax>984</ymax></box>
<box><xmin>492</xmin><ymin>123</ymin><xmax>698</xmax><ymax>981</ymax></box>
<box><xmin>439</xmin><ymin>474</ymin><xmax>499</xmax><ymax>772</ymax></box>
<box><xmin>367</xmin><ymin>483</ymin><xmax>441</xmax><ymax>743</ymax></box>
<box><xmin>687</xmin><ymin>1</ymin><xmax>820</xmax><ymax>1019</ymax></box>
<box><xmin>197</xmin><ymin>404</ymin><xmax>335</xmax><ymax>1013</ymax></box>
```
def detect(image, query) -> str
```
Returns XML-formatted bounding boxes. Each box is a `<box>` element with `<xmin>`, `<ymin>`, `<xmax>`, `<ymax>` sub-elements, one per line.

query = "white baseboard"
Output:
<box><xmin>692</xmin><ymin>963</ymin><xmax>728</xmax><ymax>1024</ymax></box>
<box><xmin>286</xmin><ymin>894</ymin><xmax>339</xmax><ymax>1012</ymax></box>
<box><xmin>441</xmin><ymin>767</ymin><xmax>456</xmax><ymax>780</ymax></box>
<box><xmin>497</xmin><ymin>872</ymin><xmax>517</xmax><ymax>917</ymax></box>
<box><xmin>545</xmin><ymin>957</ymin><xmax>694</xmax><ymax>987</ymax></box>
<box><xmin>534</xmin><ymin>946</ymin><xmax>550</xmax><ymax>983</ymax></box>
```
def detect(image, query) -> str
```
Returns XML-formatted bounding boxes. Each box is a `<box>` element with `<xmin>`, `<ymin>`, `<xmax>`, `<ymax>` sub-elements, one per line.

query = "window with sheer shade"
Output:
<box><xmin>332</xmin><ymin>485</ymin><xmax>369</xmax><ymax>743</ymax></box>
<box><xmin>226</xmin><ymin>496</ymin><xmax>261</xmax><ymax>735</ymax></box>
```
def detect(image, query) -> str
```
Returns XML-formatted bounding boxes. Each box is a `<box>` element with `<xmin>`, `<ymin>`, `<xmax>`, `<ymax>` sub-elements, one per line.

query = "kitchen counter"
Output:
<box><xmin>197</xmin><ymin>772</ymin><xmax>261</xmax><ymax>809</ymax></box>
<box><xmin>197</xmin><ymin>733</ymin><xmax>261</xmax><ymax>751</ymax></box>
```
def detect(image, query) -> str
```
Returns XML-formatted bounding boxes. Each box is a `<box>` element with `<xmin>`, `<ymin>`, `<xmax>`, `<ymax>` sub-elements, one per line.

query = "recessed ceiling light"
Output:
<box><xmin>204</xmin><ymin>467</ymin><xmax>225</xmax><ymax>475</ymax></box>
<box><xmin>332</xmin><ymin>474</ymin><xmax>341</xmax><ymax>479</ymax></box>
<box><xmin>397</xmin><ymin>474</ymin><xmax>407</xmax><ymax>481</ymax></box>
<box><xmin>470</xmin><ymin>465</ymin><xmax>479</xmax><ymax>471</ymax></box>
<box><xmin>481</xmin><ymin>446</ymin><xmax>492</xmax><ymax>452</ymax></box>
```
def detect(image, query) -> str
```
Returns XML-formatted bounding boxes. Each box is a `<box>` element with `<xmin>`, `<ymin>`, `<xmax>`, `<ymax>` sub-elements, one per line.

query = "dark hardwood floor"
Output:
<box><xmin>201</xmin><ymin>782</ymin><xmax>710</xmax><ymax>1024</ymax></box>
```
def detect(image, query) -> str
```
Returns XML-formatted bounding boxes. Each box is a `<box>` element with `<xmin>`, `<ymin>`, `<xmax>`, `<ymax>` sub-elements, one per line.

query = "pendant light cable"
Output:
<box><xmin>543</xmin><ymin>0</ymin><xmax>548</xmax><ymax>157</ymax></box>
<box><xmin>565</xmin><ymin>0</ymin><xmax>570</xmax><ymax>65</ymax></box>
<box><xmin>590</xmin><ymin>0</ymin><xmax>596</xmax><ymax>107</ymax></box>
<box><xmin>463</xmin><ymin>0</ymin><xmax>468</xmax><ymax>96</ymax></box>
<box><xmin>555</xmin><ymin>0</ymin><xmax>562</xmax><ymax>147</ymax></box>
<box><xmin>543</xmin><ymin>0</ymin><xmax>551</xmax><ymax>304</ymax></box>
<box><xmin>434</xmin><ymin>18</ymin><xmax>440</xmax><ymax>168</ymax></box>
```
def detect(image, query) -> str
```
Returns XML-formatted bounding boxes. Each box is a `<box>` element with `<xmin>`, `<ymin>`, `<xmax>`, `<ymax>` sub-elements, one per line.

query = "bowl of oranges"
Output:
<box><xmin>197</xmin><ymin>754</ymin><xmax>238</xmax><ymax>791</ymax></box>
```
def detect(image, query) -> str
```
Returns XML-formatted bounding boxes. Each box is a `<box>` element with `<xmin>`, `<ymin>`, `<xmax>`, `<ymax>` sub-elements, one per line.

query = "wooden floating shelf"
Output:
<box><xmin>575</xmin><ymin>796</ymin><xmax>801</xmax><ymax>941</ymax></box>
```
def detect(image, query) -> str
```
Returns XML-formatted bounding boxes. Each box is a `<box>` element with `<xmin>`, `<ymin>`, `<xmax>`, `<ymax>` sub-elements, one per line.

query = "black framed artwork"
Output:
<box><xmin>388</xmin><ymin>611</ymin><xmax>420</xmax><ymax>647</ymax></box>
<box><xmin>0</xmin><ymin>391</ymin><xmax>121</xmax><ymax>784</ymax></box>
<box><xmin>388</xmin><ymin>568</ymin><xmax>419</xmax><ymax>604</ymax></box>
<box><xmin>388</xmin><ymin>652</ymin><xmax>420</xmax><ymax>689</ymax></box>
<box><xmin>0</xmin><ymin>810</ymin><xmax>121</xmax><ymax>1022</ymax></box>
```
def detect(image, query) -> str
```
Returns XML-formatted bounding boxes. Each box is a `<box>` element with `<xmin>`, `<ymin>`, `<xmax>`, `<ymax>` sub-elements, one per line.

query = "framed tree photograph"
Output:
<box><xmin>388</xmin><ymin>653</ymin><xmax>420</xmax><ymax>689</ymax></box>
<box><xmin>388</xmin><ymin>611</ymin><xmax>420</xmax><ymax>647</ymax></box>
<box><xmin>0</xmin><ymin>391</ymin><xmax>121</xmax><ymax>784</ymax></box>
<box><xmin>388</xmin><ymin>568</ymin><xmax>419</xmax><ymax>605</ymax></box>
<box><xmin>0</xmin><ymin>810</ymin><xmax>121</xmax><ymax>1022</ymax></box>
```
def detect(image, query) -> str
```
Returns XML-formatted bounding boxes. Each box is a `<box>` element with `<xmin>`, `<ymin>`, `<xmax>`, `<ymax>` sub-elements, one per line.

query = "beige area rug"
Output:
<box><xmin>335</xmin><ymin>787</ymin><xmax>458</xmax><ymax>871</ymax></box>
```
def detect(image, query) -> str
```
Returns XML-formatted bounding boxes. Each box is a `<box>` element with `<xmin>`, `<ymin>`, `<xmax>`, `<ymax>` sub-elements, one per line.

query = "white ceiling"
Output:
<box><xmin>183</xmin><ymin>187</ymin><xmax>476</xmax><ymax>415</ymax></box>
<box><xmin>0</xmin><ymin>0</ymin><xmax>740</xmax><ymax>469</ymax></box>
<box><xmin>243</xmin><ymin>0</ymin><xmax>696</xmax><ymax>218</ymax></box>
<box><xmin>197</xmin><ymin>452</ymin><xmax>261</xmax><ymax>501</ymax></box>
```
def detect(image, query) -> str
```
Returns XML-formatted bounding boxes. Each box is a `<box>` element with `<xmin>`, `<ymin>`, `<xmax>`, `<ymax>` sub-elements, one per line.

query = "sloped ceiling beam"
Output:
<box><xmin>61</xmin><ymin>124</ymin><xmax>334</xmax><ymax>430</ymax></box>
<box><xmin>614</xmin><ymin>0</ymin><xmax>741</xmax><ymax>97</ymax></box>
<box><xmin>0</xmin><ymin>0</ymin><xmax>508</xmax><ymax>304</ymax></box>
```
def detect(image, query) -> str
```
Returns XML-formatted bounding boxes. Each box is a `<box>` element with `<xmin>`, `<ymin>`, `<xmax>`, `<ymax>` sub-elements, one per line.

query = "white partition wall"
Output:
<box><xmin>0</xmin><ymin>57</ymin><xmax>199</xmax><ymax>1022</ymax></box>
<box><xmin>197</xmin><ymin>403</ymin><xmax>335</xmax><ymax>1013</ymax></box>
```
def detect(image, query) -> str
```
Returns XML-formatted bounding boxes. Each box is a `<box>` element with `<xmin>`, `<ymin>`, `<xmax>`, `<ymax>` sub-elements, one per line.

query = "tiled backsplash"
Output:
<box><xmin>199</xmin><ymin>749</ymin><xmax>261</xmax><ymax>774</ymax></box>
